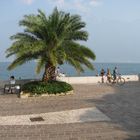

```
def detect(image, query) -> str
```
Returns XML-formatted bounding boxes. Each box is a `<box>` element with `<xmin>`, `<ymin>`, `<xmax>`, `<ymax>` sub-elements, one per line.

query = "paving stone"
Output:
<box><xmin>0</xmin><ymin>82</ymin><xmax>139</xmax><ymax>139</ymax></box>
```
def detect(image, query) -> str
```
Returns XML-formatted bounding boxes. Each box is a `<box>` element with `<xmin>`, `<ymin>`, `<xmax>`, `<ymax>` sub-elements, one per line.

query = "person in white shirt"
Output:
<box><xmin>55</xmin><ymin>67</ymin><xmax>66</xmax><ymax>77</ymax></box>
<box><xmin>55</xmin><ymin>67</ymin><xmax>60</xmax><ymax>77</ymax></box>
<box><xmin>10</xmin><ymin>76</ymin><xmax>15</xmax><ymax>84</ymax></box>
<box><xmin>9</xmin><ymin>76</ymin><xmax>16</xmax><ymax>93</ymax></box>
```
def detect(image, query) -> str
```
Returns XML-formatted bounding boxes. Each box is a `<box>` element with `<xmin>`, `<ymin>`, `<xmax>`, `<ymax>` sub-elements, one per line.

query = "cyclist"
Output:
<box><xmin>106</xmin><ymin>67</ymin><xmax>125</xmax><ymax>85</ymax></box>
<box><xmin>113</xmin><ymin>67</ymin><xmax>118</xmax><ymax>82</ymax></box>
<box><xmin>106</xmin><ymin>68</ymin><xmax>112</xmax><ymax>83</ymax></box>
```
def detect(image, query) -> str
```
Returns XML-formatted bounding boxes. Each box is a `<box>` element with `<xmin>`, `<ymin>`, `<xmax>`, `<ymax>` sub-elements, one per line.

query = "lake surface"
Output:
<box><xmin>0</xmin><ymin>62</ymin><xmax>140</xmax><ymax>80</ymax></box>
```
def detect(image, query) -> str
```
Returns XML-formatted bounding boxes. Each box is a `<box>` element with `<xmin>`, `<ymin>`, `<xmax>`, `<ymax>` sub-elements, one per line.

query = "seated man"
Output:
<box><xmin>8</xmin><ymin>76</ymin><xmax>16</xmax><ymax>93</ymax></box>
<box><xmin>4</xmin><ymin>76</ymin><xmax>21</xmax><ymax>94</ymax></box>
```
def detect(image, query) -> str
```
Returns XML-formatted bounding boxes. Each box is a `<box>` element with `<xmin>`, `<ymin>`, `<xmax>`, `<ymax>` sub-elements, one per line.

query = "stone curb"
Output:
<box><xmin>20</xmin><ymin>90</ymin><xmax>74</xmax><ymax>98</ymax></box>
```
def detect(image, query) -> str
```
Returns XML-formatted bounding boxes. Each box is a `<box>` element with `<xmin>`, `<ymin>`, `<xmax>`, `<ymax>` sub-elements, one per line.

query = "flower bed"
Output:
<box><xmin>20</xmin><ymin>80</ymin><xmax>74</xmax><ymax>98</ymax></box>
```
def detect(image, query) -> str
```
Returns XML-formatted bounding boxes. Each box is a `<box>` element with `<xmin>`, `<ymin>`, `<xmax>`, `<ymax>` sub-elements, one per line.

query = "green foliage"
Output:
<box><xmin>22</xmin><ymin>80</ymin><xmax>73</xmax><ymax>95</ymax></box>
<box><xmin>6</xmin><ymin>7</ymin><xmax>96</xmax><ymax>77</ymax></box>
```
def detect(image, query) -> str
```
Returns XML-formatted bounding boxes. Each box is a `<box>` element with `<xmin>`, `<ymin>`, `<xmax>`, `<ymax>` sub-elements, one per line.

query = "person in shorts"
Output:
<box><xmin>106</xmin><ymin>68</ymin><xmax>112</xmax><ymax>83</ymax></box>
<box><xmin>100</xmin><ymin>68</ymin><xmax>105</xmax><ymax>83</ymax></box>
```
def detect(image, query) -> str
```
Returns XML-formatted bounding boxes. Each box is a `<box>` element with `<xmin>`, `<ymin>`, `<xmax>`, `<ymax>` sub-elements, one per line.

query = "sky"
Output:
<box><xmin>0</xmin><ymin>0</ymin><xmax>140</xmax><ymax>63</ymax></box>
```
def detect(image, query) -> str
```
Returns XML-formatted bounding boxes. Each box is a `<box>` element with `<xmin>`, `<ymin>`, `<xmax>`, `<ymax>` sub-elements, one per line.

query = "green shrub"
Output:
<box><xmin>22</xmin><ymin>80</ymin><xmax>73</xmax><ymax>95</ymax></box>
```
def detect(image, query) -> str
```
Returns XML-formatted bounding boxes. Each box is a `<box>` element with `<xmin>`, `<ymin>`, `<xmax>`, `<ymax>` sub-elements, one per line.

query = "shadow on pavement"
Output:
<box><xmin>125</xmin><ymin>135</ymin><xmax>140</xmax><ymax>140</ymax></box>
<box><xmin>84</xmin><ymin>81</ymin><xmax>140</xmax><ymax>139</ymax></box>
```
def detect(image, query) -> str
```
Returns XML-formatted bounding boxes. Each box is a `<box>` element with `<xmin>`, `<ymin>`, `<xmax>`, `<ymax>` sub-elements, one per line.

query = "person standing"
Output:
<box><xmin>113</xmin><ymin>67</ymin><xmax>118</xmax><ymax>82</ymax></box>
<box><xmin>55</xmin><ymin>67</ymin><xmax>60</xmax><ymax>77</ymax></box>
<box><xmin>100</xmin><ymin>68</ymin><xmax>105</xmax><ymax>83</ymax></box>
<box><xmin>106</xmin><ymin>68</ymin><xmax>112</xmax><ymax>83</ymax></box>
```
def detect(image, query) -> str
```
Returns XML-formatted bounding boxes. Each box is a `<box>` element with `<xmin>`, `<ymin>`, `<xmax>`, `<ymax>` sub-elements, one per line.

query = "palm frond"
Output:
<box><xmin>6</xmin><ymin>7</ymin><xmax>96</xmax><ymax>76</ymax></box>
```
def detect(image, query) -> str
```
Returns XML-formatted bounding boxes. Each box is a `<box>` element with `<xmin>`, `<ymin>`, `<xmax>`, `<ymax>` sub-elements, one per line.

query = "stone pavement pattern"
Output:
<box><xmin>0</xmin><ymin>107</ymin><xmax>110</xmax><ymax>125</ymax></box>
<box><xmin>0</xmin><ymin>82</ymin><xmax>140</xmax><ymax>140</ymax></box>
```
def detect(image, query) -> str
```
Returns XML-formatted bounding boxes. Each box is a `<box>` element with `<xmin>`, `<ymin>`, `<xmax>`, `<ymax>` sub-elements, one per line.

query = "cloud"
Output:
<box><xmin>89</xmin><ymin>0</ymin><xmax>102</xmax><ymax>6</ymax></box>
<box><xmin>20</xmin><ymin>0</ymin><xmax>102</xmax><ymax>7</ymax></box>
<box><xmin>21</xmin><ymin>0</ymin><xmax>34</xmax><ymax>5</ymax></box>
<box><xmin>46</xmin><ymin>0</ymin><xmax>102</xmax><ymax>14</ymax></box>
<box><xmin>18</xmin><ymin>0</ymin><xmax>102</xmax><ymax>21</ymax></box>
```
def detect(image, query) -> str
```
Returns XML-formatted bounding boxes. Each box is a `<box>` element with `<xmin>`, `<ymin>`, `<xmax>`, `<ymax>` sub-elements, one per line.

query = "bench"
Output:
<box><xmin>4</xmin><ymin>84</ymin><xmax>21</xmax><ymax>94</ymax></box>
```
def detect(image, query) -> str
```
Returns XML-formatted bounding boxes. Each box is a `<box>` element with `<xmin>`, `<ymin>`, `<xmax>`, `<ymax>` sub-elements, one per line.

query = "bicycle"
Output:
<box><xmin>106</xmin><ymin>74</ymin><xmax>125</xmax><ymax>86</ymax></box>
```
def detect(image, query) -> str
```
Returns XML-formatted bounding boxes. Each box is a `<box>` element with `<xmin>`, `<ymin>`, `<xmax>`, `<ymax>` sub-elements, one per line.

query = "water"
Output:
<box><xmin>0</xmin><ymin>62</ymin><xmax>140</xmax><ymax>80</ymax></box>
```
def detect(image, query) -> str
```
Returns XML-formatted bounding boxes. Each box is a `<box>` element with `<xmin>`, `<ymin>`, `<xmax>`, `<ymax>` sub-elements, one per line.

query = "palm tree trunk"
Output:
<box><xmin>42</xmin><ymin>63</ymin><xmax>56</xmax><ymax>82</ymax></box>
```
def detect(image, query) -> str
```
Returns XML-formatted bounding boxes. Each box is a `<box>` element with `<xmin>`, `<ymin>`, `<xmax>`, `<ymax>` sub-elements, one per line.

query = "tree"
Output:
<box><xmin>6</xmin><ymin>8</ymin><xmax>96</xmax><ymax>81</ymax></box>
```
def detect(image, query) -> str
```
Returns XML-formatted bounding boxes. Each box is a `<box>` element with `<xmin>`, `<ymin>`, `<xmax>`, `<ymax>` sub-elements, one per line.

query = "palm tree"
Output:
<box><xmin>6</xmin><ymin>8</ymin><xmax>96</xmax><ymax>81</ymax></box>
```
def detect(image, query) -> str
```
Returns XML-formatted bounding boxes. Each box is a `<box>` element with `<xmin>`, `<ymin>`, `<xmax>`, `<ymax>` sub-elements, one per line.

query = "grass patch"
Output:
<box><xmin>22</xmin><ymin>80</ymin><xmax>73</xmax><ymax>95</ymax></box>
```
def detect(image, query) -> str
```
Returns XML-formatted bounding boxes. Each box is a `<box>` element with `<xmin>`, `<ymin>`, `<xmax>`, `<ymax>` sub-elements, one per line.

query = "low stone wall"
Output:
<box><xmin>0</xmin><ymin>75</ymin><xmax>139</xmax><ymax>87</ymax></box>
<box><xmin>122</xmin><ymin>75</ymin><xmax>139</xmax><ymax>82</ymax></box>
<box><xmin>57</xmin><ymin>75</ymin><xmax>139</xmax><ymax>84</ymax></box>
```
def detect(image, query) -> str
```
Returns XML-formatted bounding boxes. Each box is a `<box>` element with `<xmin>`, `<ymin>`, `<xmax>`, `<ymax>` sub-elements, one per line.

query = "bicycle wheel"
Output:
<box><xmin>106</xmin><ymin>78</ymin><xmax>113</xmax><ymax>85</ymax></box>
<box><xmin>117</xmin><ymin>77</ymin><xmax>125</xmax><ymax>85</ymax></box>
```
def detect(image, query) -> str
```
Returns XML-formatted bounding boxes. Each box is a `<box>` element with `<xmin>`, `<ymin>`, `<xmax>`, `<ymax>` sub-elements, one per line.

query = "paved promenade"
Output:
<box><xmin>0</xmin><ymin>82</ymin><xmax>140</xmax><ymax>140</ymax></box>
